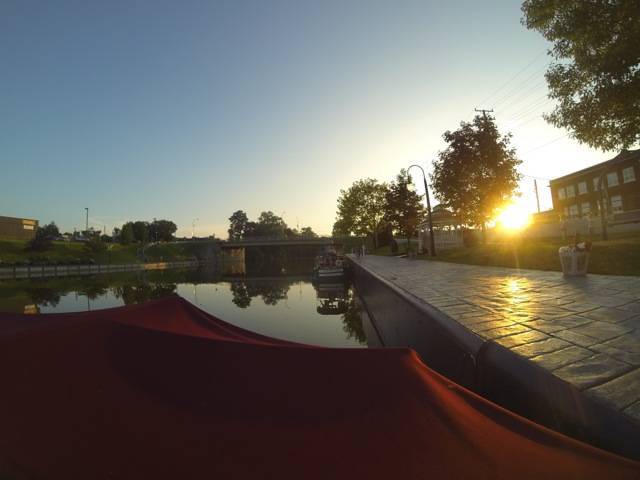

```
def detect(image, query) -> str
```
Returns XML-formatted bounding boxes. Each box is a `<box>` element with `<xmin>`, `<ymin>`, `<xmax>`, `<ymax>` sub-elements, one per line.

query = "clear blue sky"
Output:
<box><xmin>1</xmin><ymin>0</ymin><xmax>607</xmax><ymax>237</ymax></box>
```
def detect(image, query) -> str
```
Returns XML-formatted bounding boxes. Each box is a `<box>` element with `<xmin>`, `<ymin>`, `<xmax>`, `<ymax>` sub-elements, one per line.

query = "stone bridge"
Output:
<box><xmin>221</xmin><ymin>237</ymin><xmax>339</xmax><ymax>249</ymax></box>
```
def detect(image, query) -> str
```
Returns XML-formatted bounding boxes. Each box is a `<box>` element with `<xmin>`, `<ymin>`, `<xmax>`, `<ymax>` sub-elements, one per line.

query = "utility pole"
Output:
<box><xmin>192</xmin><ymin>218</ymin><xmax>199</xmax><ymax>239</ymax></box>
<box><xmin>474</xmin><ymin>108</ymin><xmax>494</xmax><ymax>119</ymax></box>
<box><xmin>533</xmin><ymin>179</ymin><xmax>541</xmax><ymax>213</ymax></box>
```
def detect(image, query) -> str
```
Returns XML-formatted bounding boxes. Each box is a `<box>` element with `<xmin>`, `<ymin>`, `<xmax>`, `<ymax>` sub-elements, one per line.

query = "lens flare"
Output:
<box><xmin>496</xmin><ymin>202</ymin><xmax>532</xmax><ymax>231</ymax></box>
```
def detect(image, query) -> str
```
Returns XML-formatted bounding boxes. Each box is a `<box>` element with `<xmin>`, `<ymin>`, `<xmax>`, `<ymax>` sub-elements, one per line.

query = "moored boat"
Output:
<box><xmin>312</xmin><ymin>247</ymin><xmax>347</xmax><ymax>281</ymax></box>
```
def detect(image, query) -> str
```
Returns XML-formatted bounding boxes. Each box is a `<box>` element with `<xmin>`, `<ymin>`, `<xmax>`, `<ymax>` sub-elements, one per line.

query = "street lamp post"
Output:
<box><xmin>597</xmin><ymin>171</ymin><xmax>609</xmax><ymax>241</ymax></box>
<box><xmin>408</xmin><ymin>164</ymin><xmax>436</xmax><ymax>257</ymax></box>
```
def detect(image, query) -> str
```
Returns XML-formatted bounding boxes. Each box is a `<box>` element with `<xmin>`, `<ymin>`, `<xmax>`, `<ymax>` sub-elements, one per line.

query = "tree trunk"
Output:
<box><xmin>481</xmin><ymin>222</ymin><xmax>487</xmax><ymax>244</ymax></box>
<box><xmin>372</xmin><ymin>224</ymin><xmax>378</xmax><ymax>252</ymax></box>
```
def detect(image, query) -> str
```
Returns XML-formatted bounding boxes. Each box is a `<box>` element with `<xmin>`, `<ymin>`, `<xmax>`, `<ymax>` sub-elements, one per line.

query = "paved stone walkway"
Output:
<box><xmin>355</xmin><ymin>255</ymin><xmax>640</xmax><ymax>423</ymax></box>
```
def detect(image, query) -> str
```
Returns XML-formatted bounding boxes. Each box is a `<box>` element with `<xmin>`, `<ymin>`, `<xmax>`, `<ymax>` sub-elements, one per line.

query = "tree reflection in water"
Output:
<box><xmin>341</xmin><ymin>292</ymin><xmax>366</xmax><ymax>343</ymax></box>
<box><xmin>23</xmin><ymin>287</ymin><xmax>62</xmax><ymax>308</ymax></box>
<box><xmin>113</xmin><ymin>283</ymin><xmax>177</xmax><ymax>305</ymax></box>
<box><xmin>1</xmin><ymin>265</ymin><xmax>368</xmax><ymax>347</ymax></box>
<box><xmin>3</xmin><ymin>270</ymin><xmax>187</xmax><ymax>313</ymax></box>
<box><xmin>230</xmin><ymin>282</ymin><xmax>251</xmax><ymax>308</ymax></box>
<box><xmin>230</xmin><ymin>279</ymin><xmax>291</xmax><ymax>308</ymax></box>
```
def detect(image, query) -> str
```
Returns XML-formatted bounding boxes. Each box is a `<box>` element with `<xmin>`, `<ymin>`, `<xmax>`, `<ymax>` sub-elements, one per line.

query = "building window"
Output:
<box><xmin>563</xmin><ymin>206</ymin><xmax>569</xmax><ymax>217</ymax></box>
<box><xmin>557</xmin><ymin>187</ymin><xmax>566</xmax><ymax>200</ymax></box>
<box><xmin>611</xmin><ymin>195</ymin><xmax>623</xmax><ymax>213</ymax></box>
<box><xmin>623</xmin><ymin>166</ymin><xmax>636</xmax><ymax>183</ymax></box>
<box><xmin>566</xmin><ymin>185</ymin><xmax>575</xmax><ymax>198</ymax></box>
<box><xmin>607</xmin><ymin>172</ymin><xmax>619</xmax><ymax>187</ymax></box>
<box><xmin>593</xmin><ymin>177</ymin><xmax>600</xmax><ymax>191</ymax></box>
<box><xmin>581</xmin><ymin>202</ymin><xmax>591</xmax><ymax>215</ymax></box>
<box><xmin>22</xmin><ymin>225</ymin><xmax>34</xmax><ymax>230</ymax></box>
<box><xmin>577</xmin><ymin>181</ymin><xmax>587</xmax><ymax>195</ymax></box>
<box><xmin>569</xmin><ymin>204</ymin><xmax>579</xmax><ymax>217</ymax></box>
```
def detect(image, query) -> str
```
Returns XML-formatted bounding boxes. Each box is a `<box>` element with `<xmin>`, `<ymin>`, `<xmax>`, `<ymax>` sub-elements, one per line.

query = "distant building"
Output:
<box><xmin>0</xmin><ymin>216</ymin><xmax>39</xmax><ymax>240</ymax></box>
<box><xmin>549</xmin><ymin>149</ymin><xmax>640</xmax><ymax>219</ymax></box>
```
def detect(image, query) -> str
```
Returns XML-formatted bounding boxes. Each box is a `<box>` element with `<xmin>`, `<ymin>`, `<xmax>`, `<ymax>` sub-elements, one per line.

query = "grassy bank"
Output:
<box><xmin>0</xmin><ymin>238</ymin><xmax>205</xmax><ymax>266</ymax></box>
<box><xmin>374</xmin><ymin>234</ymin><xmax>640</xmax><ymax>276</ymax></box>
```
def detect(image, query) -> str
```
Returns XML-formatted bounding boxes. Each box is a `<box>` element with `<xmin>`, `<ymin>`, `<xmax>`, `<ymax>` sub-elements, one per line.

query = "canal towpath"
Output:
<box><xmin>352</xmin><ymin>255</ymin><xmax>640</xmax><ymax>424</ymax></box>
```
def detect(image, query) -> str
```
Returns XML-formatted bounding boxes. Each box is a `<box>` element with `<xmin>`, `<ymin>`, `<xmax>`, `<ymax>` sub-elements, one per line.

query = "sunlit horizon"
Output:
<box><xmin>1</xmin><ymin>1</ymin><xmax>616</xmax><ymax>238</ymax></box>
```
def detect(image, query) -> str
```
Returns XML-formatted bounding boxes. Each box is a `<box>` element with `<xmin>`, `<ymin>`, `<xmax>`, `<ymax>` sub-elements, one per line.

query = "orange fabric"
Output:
<box><xmin>0</xmin><ymin>296</ymin><xmax>638</xmax><ymax>479</ymax></box>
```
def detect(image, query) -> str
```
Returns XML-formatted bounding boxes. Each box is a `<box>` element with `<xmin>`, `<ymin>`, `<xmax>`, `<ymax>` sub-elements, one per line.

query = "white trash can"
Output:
<box><xmin>558</xmin><ymin>246</ymin><xmax>590</xmax><ymax>276</ymax></box>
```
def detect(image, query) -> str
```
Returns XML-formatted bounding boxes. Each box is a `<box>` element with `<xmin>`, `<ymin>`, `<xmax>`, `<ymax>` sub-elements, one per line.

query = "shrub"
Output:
<box><xmin>26</xmin><ymin>231</ymin><xmax>53</xmax><ymax>252</ymax></box>
<box><xmin>85</xmin><ymin>237</ymin><xmax>107</xmax><ymax>254</ymax></box>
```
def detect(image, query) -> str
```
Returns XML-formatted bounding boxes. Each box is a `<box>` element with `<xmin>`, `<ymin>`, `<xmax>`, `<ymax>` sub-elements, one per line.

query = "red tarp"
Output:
<box><xmin>0</xmin><ymin>295</ymin><xmax>638</xmax><ymax>479</ymax></box>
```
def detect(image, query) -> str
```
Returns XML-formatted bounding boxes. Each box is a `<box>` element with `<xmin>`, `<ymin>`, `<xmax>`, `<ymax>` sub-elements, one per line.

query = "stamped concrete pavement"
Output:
<box><xmin>354</xmin><ymin>255</ymin><xmax>640</xmax><ymax>423</ymax></box>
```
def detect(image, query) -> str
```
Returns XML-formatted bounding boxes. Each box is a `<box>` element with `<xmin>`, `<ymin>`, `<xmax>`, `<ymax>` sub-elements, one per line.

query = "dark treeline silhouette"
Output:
<box><xmin>117</xmin><ymin>219</ymin><xmax>177</xmax><ymax>245</ymax></box>
<box><xmin>228</xmin><ymin>210</ymin><xmax>317</xmax><ymax>241</ymax></box>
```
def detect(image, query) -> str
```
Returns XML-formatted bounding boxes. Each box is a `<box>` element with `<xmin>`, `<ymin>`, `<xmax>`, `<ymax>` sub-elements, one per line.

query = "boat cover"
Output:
<box><xmin>0</xmin><ymin>295</ymin><xmax>638</xmax><ymax>479</ymax></box>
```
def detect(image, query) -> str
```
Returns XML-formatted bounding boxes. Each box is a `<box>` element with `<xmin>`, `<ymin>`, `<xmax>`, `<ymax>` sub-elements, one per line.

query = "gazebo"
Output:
<box><xmin>418</xmin><ymin>205</ymin><xmax>464</xmax><ymax>252</ymax></box>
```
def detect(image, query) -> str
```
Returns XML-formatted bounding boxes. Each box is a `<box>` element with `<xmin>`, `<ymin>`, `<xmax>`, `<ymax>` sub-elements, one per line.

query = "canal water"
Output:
<box><xmin>0</xmin><ymin>260</ymin><xmax>372</xmax><ymax>348</ymax></box>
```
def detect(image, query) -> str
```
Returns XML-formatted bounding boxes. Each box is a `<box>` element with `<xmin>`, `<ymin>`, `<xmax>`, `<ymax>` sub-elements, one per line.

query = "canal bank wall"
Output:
<box><xmin>350</xmin><ymin>256</ymin><xmax>640</xmax><ymax>461</ymax></box>
<box><xmin>0</xmin><ymin>260</ymin><xmax>209</xmax><ymax>280</ymax></box>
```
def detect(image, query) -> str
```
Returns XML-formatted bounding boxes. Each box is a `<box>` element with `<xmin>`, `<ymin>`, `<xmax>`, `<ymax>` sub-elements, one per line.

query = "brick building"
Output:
<box><xmin>0</xmin><ymin>216</ymin><xmax>39</xmax><ymax>240</ymax></box>
<box><xmin>549</xmin><ymin>149</ymin><xmax>640</xmax><ymax>219</ymax></box>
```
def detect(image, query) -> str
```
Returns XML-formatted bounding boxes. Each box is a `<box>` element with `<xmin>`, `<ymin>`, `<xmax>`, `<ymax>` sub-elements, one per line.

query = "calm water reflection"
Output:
<box><xmin>0</xmin><ymin>264</ymin><xmax>369</xmax><ymax>347</ymax></box>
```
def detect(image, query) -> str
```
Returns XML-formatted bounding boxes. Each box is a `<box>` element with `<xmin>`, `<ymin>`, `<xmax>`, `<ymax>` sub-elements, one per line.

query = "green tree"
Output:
<box><xmin>228</xmin><ymin>210</ymin><xmax>249</xmax><ymax>240</ymax></box>
<box><xmin>385</xmin><ymin>170</ymin><xmax>425</xmax><ymax>252</ymax></box>
<box><xmin>26</xmin><ymin>227</ymin><xmax>53</xmax><ymax>252</ymax></box>
<box><xmin>300</xmin><ymin>226</ymin><xmax>318</xmax><ymax>238</ymax></box>
<box><xmin>253</xmin><ymin>211</ymin><xmax>287</xmax><ymax>238</ymax></box>
<box><xmin>333</xmin><ymin>178</ymin><xmax>389</xmax><ymax>250</ymax></box>
<box><xmin>431</xmin><ymin>115</ymin><xmax>521</xmax><ymax>241</ymax></box>
<box><xmin>244</xmin><ymin>221</ymin><xmax>259</xmax><ymax>238</ymax></box>
<box><xmin>120</xmin><ymin>222</ymin><xmax>135</xmax><ymax>245</ymax></box>
<box><xmin>85</xmin><ymin>236</ymin><xmax>107</xmax><ymax>254</ymax></box>
<box><xmin>39</xmin><ymin>222</ymin><xmax>60</xmax><ymax>239</ymax></box>
<box><xmin>521</xmin><ymin>0</ymin><xmax>640</xmax><ymax>150</ymax></box>
<box><xmin>149</xmin><ymin>219</ymin><xmax>177</xmax><ymax>242</ymax></box>
<box><xmin>132</xmin><ymin>221</ymin><xmax>149</xmax><ymax>243</ymax></box>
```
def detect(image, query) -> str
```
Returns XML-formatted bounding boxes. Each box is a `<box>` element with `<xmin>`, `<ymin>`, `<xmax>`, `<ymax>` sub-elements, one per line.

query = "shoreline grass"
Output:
<box><xmin>373</xmin><ymin>234</ymin><xmax>640</xmax><ymax>276</ymax></box>
<box><xmin>0</xmin><ymin>238</ymin><xmax>201</xmax><ymax>266</ymax></box>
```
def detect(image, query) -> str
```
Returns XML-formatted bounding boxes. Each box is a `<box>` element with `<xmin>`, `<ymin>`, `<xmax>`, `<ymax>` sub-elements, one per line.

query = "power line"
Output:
<box><xmin>497</xmin><ymin>85</ymin><xmax>548</xmax><ymax>118</ymax></box>
<box><xmin>507</xmin><ymin>96</ymin><xmax>553</xmax><ymax>124</ymax></box>
<box><xmin>520</xmin><ymin>172</ymin><xmax>552</xmax><ymax>181</ymax></box>
<box><xmin>492</xmin><ymin>63</ymin><xmax>550</xmax><ymax>110</ymax></box>
<box><xmin>522</xmin><ymin>133</ymin><xmax>569</xmax><ymax>155</ymax></box>
<box><xmin>506</xmin><ymin>103</ymin><xmax>554</xmax><ymax>131</ymax></box>
<box><xmin>510</xmin><ymin>114</ymin><xmax>547</xmax><ymax>131</ymax></box>
<box><xmin>476</xmin><ymin>49</ymin><xmax>547</xmax><ymax>107</ymax></box>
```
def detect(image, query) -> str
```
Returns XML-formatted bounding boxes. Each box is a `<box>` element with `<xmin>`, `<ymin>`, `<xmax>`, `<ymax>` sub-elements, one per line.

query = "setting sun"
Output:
<box><xmin>495</xmin><ymin>201</ymin><xmax>532</xmax><ymax>231</ymax></box>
